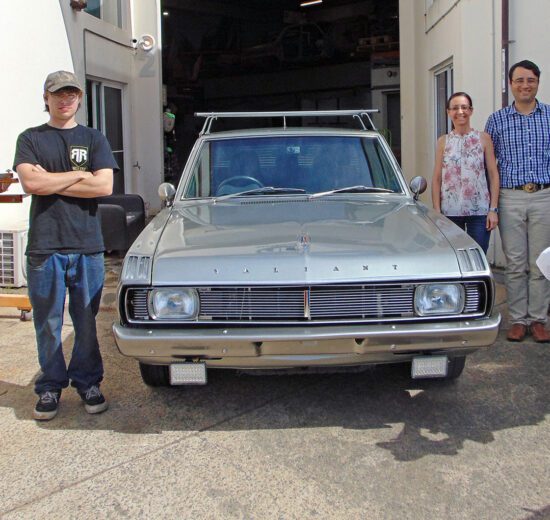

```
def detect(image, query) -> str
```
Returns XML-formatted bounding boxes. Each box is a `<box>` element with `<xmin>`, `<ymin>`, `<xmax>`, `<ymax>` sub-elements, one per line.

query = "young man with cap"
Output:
<box><xmin>485</xmin><ymin>60</ymin><xmax>550</xmax><ymax>343</ymax></box>
<box><xmin>13</xmin><ymin>70</ymin><xmax>118</xmax><ymax>420</ymax></box>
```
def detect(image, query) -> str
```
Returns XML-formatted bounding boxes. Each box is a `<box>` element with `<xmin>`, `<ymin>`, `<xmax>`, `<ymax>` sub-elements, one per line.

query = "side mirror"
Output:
<box><xmin>409</xmin><ymin>176</ymin><xmax>427</xmax><ymax>200</ymax></box>
<box><xmin>158</xmin><ymin>182</ymin><xmax>176</xmax><ymax>207</ymax></box>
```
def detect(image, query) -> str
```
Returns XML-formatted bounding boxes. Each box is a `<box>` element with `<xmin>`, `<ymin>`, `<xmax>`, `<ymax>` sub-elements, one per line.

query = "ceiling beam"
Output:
<box><xmin>161</xmin><ymin>0</ymin><xmax>281</xmax><ymax>22</ymax></box>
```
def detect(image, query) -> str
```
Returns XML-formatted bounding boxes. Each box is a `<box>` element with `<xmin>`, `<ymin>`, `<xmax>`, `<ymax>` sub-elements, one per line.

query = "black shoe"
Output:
<box><xmin>33</xmin><ymin>390</ymin><xmax>61</xmax><ymax>421</ymax></box>
<box><xmin>79</xmin><ymin>385</ymin><xmax>108</xmax><ymax>414</ymax></box>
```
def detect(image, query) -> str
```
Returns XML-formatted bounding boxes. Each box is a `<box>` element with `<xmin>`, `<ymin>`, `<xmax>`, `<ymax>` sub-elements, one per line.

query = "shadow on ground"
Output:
<box><xmin>0</xmin><ymin>312</ymin><xmax>547</xmax><ymax>462</ymax></box>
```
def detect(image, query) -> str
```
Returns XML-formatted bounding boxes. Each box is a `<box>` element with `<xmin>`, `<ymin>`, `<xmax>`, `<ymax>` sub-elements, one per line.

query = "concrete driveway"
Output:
<box><xmin>0</xmin><ymin>273</ymin><xmax>549</xmax><ymax>519</ymax></box>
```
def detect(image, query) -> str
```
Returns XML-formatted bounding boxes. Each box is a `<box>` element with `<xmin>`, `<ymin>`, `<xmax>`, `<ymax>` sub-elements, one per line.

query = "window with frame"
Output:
<box><xmin>434</xmin><ymin>65</ymin><xmax>453</xmax><ymax>137</ymax></box>
<box><xmin>85</xmin><ymin>0</ymin><xmax>123</xmax><ymax>28</ymax></box>
<box><xmin>182</xmin><ymin>136</ymin><xmax>402</xmax><ymax>199</ymax></box>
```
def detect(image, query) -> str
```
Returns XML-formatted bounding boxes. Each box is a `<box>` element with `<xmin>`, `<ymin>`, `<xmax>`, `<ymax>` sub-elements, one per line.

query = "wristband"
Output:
<box><xmin>489</xmin><ymin>207</ymin><xmax>498</xmax><ymax>213</ymax></box>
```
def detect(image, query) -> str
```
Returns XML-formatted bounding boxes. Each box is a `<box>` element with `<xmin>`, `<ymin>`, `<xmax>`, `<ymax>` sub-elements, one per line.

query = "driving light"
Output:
<box><xmin>170</xmin><ymin>363</ymin><xmax>207</xmax><ymax>385</ymax></box>
<box><xmin>411</xmin><ymin>356</ymin><xmax>448</xmax><ymax>378</ymax></box>
<box><xmin>414</xmin><ymin>284</ymin><xmax>464</xmax><ymax>316</ymax></box>
<box><xmin>150</xmin><ymin>288</ymin><xmax>199</xmax><ymax>319</ymax></box>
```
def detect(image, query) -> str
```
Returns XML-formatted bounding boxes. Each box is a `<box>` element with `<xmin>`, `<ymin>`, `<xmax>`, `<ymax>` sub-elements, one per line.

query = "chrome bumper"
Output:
<box><xmin>113</xmin><ymin>313</ymin><xmax>501</xmax><ymax>368</ymax></box>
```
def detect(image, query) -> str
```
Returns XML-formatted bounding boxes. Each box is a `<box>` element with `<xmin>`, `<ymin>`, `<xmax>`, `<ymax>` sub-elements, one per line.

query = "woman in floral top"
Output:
<box><xmin>432</xmin><ymin>92</ymin><xmax>500</xmax><ymax>253</ymax></box>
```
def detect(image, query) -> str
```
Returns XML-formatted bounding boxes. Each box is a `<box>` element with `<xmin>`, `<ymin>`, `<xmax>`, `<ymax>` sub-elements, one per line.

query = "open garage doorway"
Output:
<box><xmin>160</xmin><ymin>0</ymin><xmax>399</xmax><ymax>184</ymax></box>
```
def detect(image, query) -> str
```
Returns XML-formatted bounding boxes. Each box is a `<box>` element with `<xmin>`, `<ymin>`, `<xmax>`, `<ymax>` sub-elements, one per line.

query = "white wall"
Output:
<box><xmin>0</xmin><ymin>1</ymin><xmax>164</xmax><ymax>214</ymax></box>
<box><xmin>0</xmin><ymin>1</ymin><xmax>72</xmax><ymax>224</ymax></box>
<box><xmin>0</xmin><ymin>1</ymin><xmax>72</xmax><ymax>172</ymax></box>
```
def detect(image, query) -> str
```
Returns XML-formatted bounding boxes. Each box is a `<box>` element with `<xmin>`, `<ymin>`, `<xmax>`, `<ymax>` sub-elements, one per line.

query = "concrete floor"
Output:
<box><xmin>0</xmin><ymin>261</ymin><xmax>549</xmax><ymax>519</ymax></box>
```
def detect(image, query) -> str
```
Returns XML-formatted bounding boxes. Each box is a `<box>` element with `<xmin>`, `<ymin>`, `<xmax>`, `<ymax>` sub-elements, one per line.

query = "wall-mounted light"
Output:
<box><xmin>70</xmin><ymin>0</ymin><xmax>87</xmax><ymax>10</ymax></box>
<box><xmin>162</xmin><ymin>11</ymin><xmax>169</xmax><ymax>17</ymax></box>
<box><xmin>300</xmin><ymin>0</ymin><xmax>322</xmax><ymax>6</ymax></box>
<box><xmin>138</xmin><ymin>34</ymin><xmax>156</xmax><ymax>52</ymax></box>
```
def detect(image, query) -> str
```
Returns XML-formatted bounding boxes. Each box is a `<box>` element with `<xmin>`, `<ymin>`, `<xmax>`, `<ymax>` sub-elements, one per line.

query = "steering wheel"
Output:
<box><xmin>216</xmin><ymin>175</ymin><xmax>264</xmax><ymax>194</ymax></box>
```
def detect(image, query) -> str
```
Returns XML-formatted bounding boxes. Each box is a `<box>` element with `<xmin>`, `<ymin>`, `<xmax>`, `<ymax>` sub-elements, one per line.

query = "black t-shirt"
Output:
<box><xmin>13</xmin><ymin>124</ymin><xmax>119</xmax><ymax>255</ymax></box>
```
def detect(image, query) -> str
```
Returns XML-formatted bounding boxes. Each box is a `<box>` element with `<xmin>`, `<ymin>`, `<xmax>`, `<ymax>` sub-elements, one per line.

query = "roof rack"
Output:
<box><xmin>195</xmin><ymin>109</ymin><xmax>379</xmax><ymax>135</ymax></box>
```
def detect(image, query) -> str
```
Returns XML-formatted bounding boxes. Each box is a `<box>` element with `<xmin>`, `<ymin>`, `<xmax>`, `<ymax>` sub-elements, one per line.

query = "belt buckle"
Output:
<box><xmin>523</xmin><ymin>182</ymin><xmax>536</xmax><ymax>193</ymax></box>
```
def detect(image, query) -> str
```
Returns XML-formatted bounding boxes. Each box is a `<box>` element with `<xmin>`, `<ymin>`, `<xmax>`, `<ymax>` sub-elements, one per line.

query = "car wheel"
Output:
<box><xmin>139</xmin><ymin>362</ymin><xmax>170</xmax><ymax>386</ymax></box>
<box><xmin>445</xmin><ymin>356</ymin><xmax>466</xmax><ymax>379</ymax></box>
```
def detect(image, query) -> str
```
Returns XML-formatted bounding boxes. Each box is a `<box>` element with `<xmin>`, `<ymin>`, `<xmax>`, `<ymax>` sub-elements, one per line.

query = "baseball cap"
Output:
<box><xmin>44</xmin><ymin>70</ymin><xmax>83</xmax><ymax>93</ymax></box>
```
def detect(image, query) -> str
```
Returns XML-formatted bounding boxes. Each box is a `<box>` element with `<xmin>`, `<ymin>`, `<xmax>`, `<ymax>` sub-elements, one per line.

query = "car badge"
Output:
<box><xmin>297</xmin><ymin>234</ymin><xmax>311</xmax><ymax>252</ymax></box>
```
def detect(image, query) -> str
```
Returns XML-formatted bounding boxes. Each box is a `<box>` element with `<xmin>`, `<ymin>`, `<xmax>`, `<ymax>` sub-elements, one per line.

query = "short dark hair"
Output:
<box><xmin>509</xmin><ymin>60</ymin><xmax>541</xmax><ymax>82</ymax></box>
<box><xmin>446</xmin><ymin>92</ymin><xmax>473</xmax><ymax>110</ymax></box>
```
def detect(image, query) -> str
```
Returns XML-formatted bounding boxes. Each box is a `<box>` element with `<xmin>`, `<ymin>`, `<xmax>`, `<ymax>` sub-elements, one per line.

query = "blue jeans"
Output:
<box><xmin>27</xmin><ymin>253</ymin><xmax>104</xmax><ymax>394</ymax></box>
<box><xmin>447</xmin><ymin>215</ymin><xmax>490</xmax><ymax>253</ymax></box>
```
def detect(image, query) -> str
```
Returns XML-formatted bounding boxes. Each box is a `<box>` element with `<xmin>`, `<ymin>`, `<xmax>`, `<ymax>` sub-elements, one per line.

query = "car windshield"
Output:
<box><xmin>182</xmin><ymin>135</ymin><xmax>403</xmax><ymax>198</ymax></box>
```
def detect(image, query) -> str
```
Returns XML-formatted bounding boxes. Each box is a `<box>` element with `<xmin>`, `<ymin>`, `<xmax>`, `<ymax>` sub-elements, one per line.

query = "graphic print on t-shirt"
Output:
<box><xmin>70</xmin><ymin>146</ymin><xmax>89</xmax><ymax>171</ymax></box>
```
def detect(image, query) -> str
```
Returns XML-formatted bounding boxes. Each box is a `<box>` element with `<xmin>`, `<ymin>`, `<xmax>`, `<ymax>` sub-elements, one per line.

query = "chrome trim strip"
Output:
<box><xmin>113</xmin><ymin>312</ymin><xmax>501</xmax><ymax>363</ymax></box>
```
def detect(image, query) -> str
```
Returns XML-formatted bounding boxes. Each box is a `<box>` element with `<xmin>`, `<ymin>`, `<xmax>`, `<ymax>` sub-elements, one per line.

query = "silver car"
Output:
<box><xmin>113</xmin><ymin>110</ymin><xmax>500</xmax><ymax>386</ymax></box>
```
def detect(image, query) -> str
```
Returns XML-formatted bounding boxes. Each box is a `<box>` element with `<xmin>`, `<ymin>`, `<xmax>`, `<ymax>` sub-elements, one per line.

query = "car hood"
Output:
<box><xmin>152</xmin><ymin>197</ymin><xmax>462</xmax><ymax>284</ymax></box>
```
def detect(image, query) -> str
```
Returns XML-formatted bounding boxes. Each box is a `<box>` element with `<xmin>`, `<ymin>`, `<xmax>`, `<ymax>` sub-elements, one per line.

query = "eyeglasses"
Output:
<box><xmin>511</xmin><ymin>77</ymin><xmax>538</xmax><ymax>85</ymax></box>
<box><xmin>448</xmin><ymin>105</ymin><xmax>472</xmax><ymax>112</ymax></box>
<box><xmin>50</xmin><ymin>91</ymin><xmax>80</xmax><ymax>103</ymax></box>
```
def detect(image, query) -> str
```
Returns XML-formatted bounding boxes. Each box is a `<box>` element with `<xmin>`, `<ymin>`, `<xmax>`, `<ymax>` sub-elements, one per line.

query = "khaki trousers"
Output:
<box><xmin>499</xmin><ymin>187</ymin><xmax>550</xmax><ymax>324</ymax></box>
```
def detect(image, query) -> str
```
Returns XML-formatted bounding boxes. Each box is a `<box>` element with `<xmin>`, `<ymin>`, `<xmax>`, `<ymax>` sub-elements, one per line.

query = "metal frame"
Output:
<box><xmin>195</xmin><ymin>109</ymin><xmax>380</xmax><ymax>135</ymax></box>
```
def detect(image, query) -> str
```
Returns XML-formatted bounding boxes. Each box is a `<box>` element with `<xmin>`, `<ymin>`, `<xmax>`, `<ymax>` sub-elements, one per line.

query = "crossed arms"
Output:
<box><xmin>16</xmin><ymin>163</ymin><xmax>113</xmax><ymax>198</ymax></box>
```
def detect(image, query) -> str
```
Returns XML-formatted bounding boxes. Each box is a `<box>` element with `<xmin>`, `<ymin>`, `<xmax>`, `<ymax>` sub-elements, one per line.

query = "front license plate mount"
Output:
<box><xmin>411</xmin><ymin>355</ymin><xmax>448</xmax><ymax>379</ymax></box>
<box><xmin>170</xmin><ymin>362</ymin><xmax>207</xmax><ymax>385</ymax></box>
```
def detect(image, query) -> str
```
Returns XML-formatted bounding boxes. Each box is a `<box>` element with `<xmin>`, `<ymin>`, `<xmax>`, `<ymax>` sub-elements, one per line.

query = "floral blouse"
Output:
<box><xmin>441</xmin><ymin>129</ymin><xmax>490</xmax><ymax>216</ymax></box>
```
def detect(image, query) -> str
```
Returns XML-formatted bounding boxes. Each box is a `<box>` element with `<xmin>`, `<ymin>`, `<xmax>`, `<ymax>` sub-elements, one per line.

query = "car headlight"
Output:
<box><xmin>414</xmin><ymin>284</ymin><xmax>465</xmax><ymax>316</ymax></box>
<box><xmin>150</xmin><ymin>288</ymin><xmax>199</xmax><ymax>320</ymax></box>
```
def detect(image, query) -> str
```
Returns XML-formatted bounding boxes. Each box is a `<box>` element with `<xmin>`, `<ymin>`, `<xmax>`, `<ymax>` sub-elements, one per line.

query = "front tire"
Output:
<box><xmin>139</xmin><ymin>363</ymin><xmax>170</xmax><ymax>387</ymax></box>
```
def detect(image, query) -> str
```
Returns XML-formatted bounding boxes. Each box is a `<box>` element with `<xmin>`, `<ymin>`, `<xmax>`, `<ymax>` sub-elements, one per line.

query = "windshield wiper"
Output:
<box><xmin>215</xmin><ymin>186</ymin><xmax>306</xmax><ymax>200</ymax></box>
<box><xmin>311</xmin><ymin>185</ymin><xmax>395</xmax><ymax>198</ymax></box>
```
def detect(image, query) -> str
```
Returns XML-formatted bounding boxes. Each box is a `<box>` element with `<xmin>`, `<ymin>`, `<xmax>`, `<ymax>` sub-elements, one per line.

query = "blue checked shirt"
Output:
<box><xmin>485</xmin><ymin>100</ymin><xmax>550</xmax><ymax>188</ymax></box>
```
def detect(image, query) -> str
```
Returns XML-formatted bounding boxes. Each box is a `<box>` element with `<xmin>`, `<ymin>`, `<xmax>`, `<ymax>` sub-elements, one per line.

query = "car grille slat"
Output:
<box><xmin>128</xmin><ymin>290</ymin><xmax>149</xmax><ymax>320</ymax></box>
<box><xmin>310</xmin><ymin>286</ymin><xmax>414</xmax><ymax>318</ymax></box>
<box><xmin>199</xmin><ymin>288</ymin><xmax>304</xmax><ymax>318</ymax></box>
<box><xmin>464</xmin><ymin>283</ymin><xmax>481</xmax><ymax>313</ymax></box>
<box><xmin>126</xmin><ymin>281</ymin><xmax>487</xmax><ymax>323</ymax></box>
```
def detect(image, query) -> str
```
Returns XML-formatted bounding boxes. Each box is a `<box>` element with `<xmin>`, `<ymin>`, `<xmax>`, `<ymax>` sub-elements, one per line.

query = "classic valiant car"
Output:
<box><xmin>113</xmin><ymin>110</ymin><xmax>500</xmax><ymax>386</ymax></box>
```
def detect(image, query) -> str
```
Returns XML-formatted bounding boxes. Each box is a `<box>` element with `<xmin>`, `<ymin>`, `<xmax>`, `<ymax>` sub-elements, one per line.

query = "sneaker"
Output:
<box><xmin>33</xmin><ymin>390</ymin><xmax>61</xmax><ymax>421</ymax></box>
<box><xmin>79</xmin><ymin>385</ymin><xmax>108</xmax><ymax>414</ymax></box>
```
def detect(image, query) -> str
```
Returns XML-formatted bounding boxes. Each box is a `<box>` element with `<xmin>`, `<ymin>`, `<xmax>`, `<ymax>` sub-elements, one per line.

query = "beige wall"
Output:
<box><xmin>61</xmin><ymin>0</ymin><xmax>164</xmax><ymax>211</ymax></box>
<box><xmin>400</xmin><ymin>0</ymin><xmax>503</xmax><ymax>263</ymax></box>
<box><xmin>400</xmin><ymin>0</ymin><xmax>550</xmax><ymax>266</ymax></box>
<box><xmin>509</xmin><ymin>0</ymin><xmax>550</xmax><ymax>102</ymax></box>
<box><xmin>129</xmin><ymin>0</ymin><xmax>164</xmax><ymax>211</ymax></box>
<box><xmin>400</xmin><ymin>0</ymin><xmax>499</xmax><ymax>184</ymax></box>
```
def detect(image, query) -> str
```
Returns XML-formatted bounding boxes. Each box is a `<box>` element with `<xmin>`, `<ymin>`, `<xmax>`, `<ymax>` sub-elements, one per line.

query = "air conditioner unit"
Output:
<box><xmin>0</xmin><ymin>175</ymin><xmax>29</xmax><ymax>287</ymax></box>
<box><xmin>0</xmin><ymin>228</ymin><xmax>27</xmax><ymax>287</ymax></box>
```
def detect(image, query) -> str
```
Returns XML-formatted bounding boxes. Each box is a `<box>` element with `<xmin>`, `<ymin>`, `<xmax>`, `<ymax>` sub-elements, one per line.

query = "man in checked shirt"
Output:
<box><xmin>485</xmin><ymin>60</ymin><xmax>550</xmax><ymax>343</ymax></box>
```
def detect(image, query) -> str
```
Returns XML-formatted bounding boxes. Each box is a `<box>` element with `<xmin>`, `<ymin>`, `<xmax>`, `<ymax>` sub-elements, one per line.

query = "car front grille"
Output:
<box><xmin>125</xmin><ymin>281</ymin><xmax>488</xmax><ymax>324</ymax></box>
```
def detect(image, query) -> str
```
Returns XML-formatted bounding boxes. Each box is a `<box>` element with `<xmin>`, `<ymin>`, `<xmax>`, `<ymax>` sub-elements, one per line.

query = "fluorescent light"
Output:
<box><xmin>300</xmin><ymin>0</ymin><xmax>322</xmax><ymax>6</ymax></box>
<box><xmin>162</xmin><ymin>11</ymin><xmax>169</xmax><ymax>16</ymax></box>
